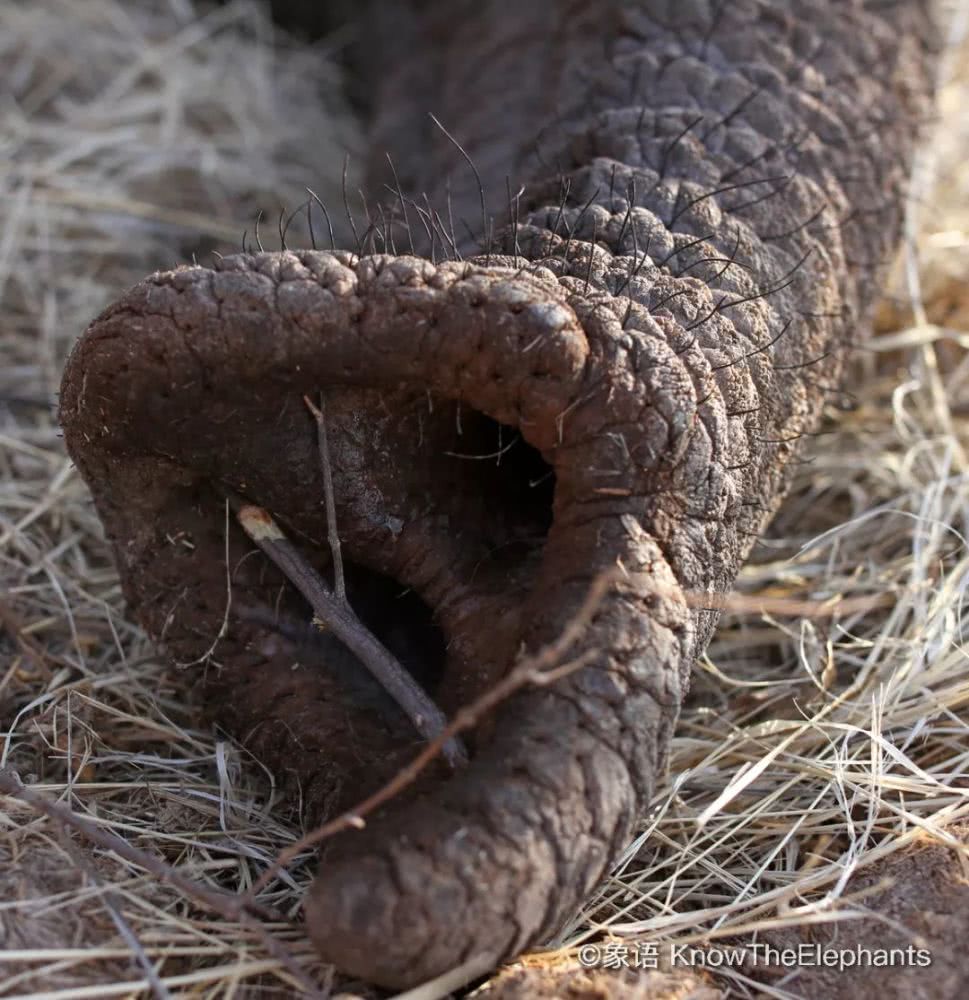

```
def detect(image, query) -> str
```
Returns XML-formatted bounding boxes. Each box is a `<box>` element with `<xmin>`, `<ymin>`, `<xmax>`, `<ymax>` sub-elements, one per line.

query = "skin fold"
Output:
<box><xmin>59</xmin><ymin>0</ymin><xmax>938</xmax><ymax>989</ymax></box>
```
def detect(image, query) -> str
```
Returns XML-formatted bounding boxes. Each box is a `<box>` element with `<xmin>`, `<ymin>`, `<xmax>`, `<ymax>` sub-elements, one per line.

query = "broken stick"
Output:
<box><xmin>234</xmin><ymin>503</ymin><xmax>468</xmax><ymax>769</ymax></box>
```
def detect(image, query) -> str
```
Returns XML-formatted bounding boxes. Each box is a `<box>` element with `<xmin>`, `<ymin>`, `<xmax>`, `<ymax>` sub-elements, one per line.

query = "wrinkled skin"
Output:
<box><xmin>59</xmin><ymin>0</ymin><xmax>937</xmax><ymax>990</ymax></box>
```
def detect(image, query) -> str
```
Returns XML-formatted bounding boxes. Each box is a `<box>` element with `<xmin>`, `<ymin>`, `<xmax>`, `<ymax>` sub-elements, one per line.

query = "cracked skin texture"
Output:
<box><xmin>59</xmin><ymin>0</ymin><xmax>937</xmax><ymax>990</ymax></box>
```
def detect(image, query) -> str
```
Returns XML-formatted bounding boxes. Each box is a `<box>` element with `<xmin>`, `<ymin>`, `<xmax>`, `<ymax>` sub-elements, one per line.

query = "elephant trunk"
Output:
<box><xmin>59</xmin><ymin>0</ymin><xmax>938</xmax><ymax>990</ymax></box>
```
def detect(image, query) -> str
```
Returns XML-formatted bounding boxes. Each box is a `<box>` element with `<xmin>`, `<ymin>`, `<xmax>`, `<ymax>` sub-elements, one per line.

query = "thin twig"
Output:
<box><xmin>683</xmin><ymin>589</ymin><xmax>894</xmax><ymax>618</ymax></box>
<box><xmin>54</xmin><ymin>826</ymin><xmax>172</xmax><ymax>1000</ymax></box>
<box><xmin>303</xmin><ymin>393</ymin><xmax>346</xmax><ymax>604</ymax></box>
<box><xmin>0</xmin><ymin>769</ymin><xmax>329</xmax><ymax>999</ymax></box>
<box><xmin>234</xmin><ymin>503</ymin><xmax>468</xmax><ymax>769</ymax></box>
<box><xmin>248</xmin><ymin>570</ymin><xmax>617</xmax><ymax>897</ymax></box>
<box><xmin>0</xmin><ymin>768</ymin><xmax>276</xmax><ymax>921</ymax></box>
<box><xmin>176</xmin><ymin>498</ymin><xmax>232</xmax><ymax>667</ymax></box>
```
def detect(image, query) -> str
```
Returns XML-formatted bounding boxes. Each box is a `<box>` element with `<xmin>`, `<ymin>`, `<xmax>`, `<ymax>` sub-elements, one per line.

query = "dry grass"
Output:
<box><xmin>1</xmin><ymin>1</ymin><xmax>968</xmax><ymax>997</ymax></box>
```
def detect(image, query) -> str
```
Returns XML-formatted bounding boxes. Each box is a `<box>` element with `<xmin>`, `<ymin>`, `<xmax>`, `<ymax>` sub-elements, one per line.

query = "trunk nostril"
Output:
<box><xmin>318</xmin><ymin>390</ymin><xmax>558</xmax><ymax>615</ymax></box>
<box><xmin>440</xmin><ymin>413</ymin><xmax>556</xmax><ymax>561</ymax></box>
<box><xmin>340</xmin><ymin>562</ymin><xmax>447</xmax><ymax>697</ymax></box>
